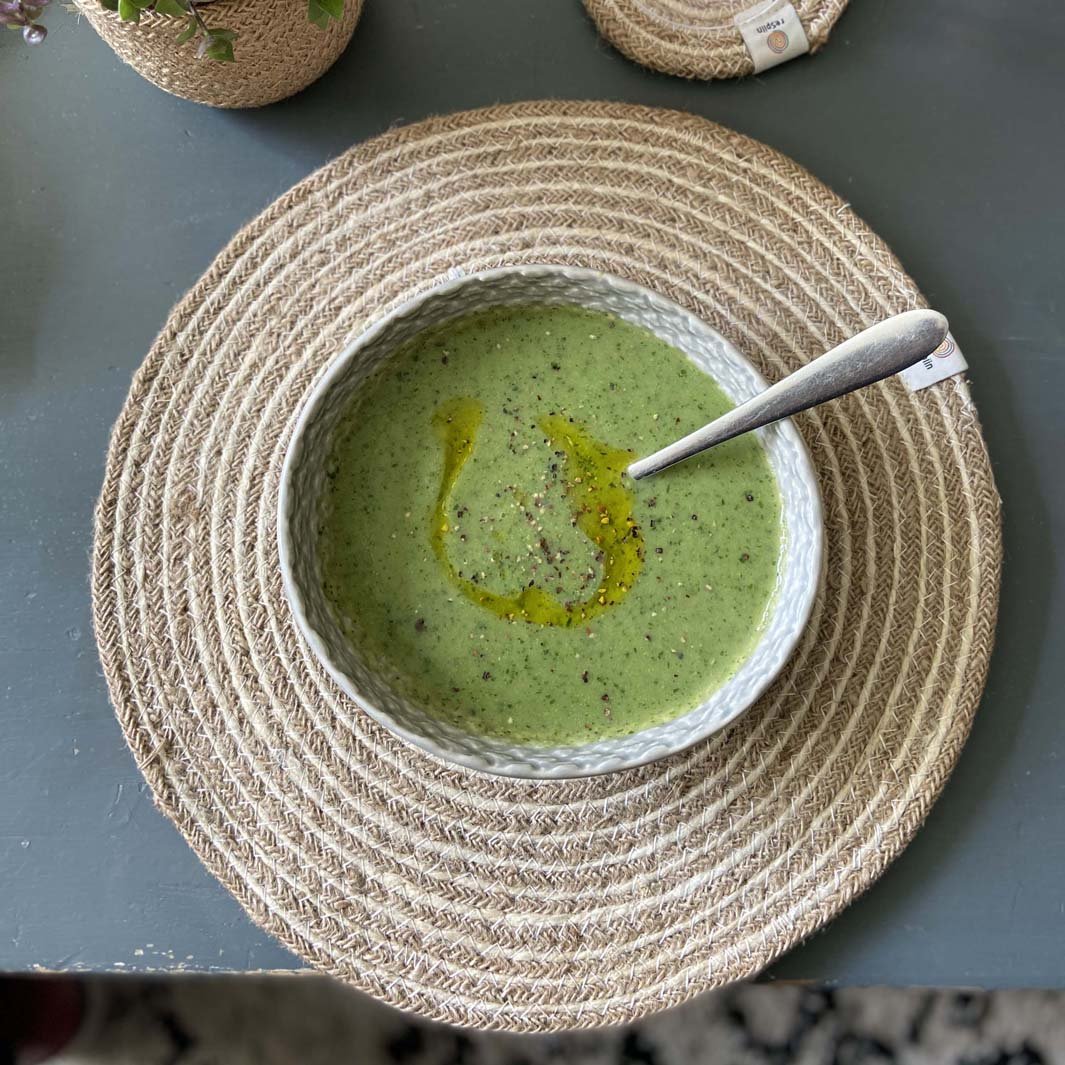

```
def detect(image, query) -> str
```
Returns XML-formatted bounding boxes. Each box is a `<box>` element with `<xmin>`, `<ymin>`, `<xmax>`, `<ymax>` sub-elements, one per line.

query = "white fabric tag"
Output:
<box><xmin>734</xmin><ymin>0</ymin><xmax>810</xmax><ymax>73</ymax></box>
<box><xmin>898</xmin><ymin>332</ymin><xmax>969</xmax><ymax>392</ymax></box>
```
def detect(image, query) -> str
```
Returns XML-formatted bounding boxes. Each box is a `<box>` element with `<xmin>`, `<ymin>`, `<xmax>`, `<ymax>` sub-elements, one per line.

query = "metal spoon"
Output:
<box><xmin>627</xmin><ymin>309</ymin><xmax>949</xmax><ymax>480</ymax></box>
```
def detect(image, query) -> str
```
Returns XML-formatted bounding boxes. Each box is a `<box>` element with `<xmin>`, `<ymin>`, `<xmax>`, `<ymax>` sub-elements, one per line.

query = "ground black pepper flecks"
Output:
<box><xmin>319</xmin><ymin>304</ymin><xmax>782</xmax><ymax>745</ymax></box>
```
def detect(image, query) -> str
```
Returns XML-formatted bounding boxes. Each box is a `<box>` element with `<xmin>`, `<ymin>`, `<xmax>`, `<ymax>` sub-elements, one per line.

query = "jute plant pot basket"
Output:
<box><xmin>76</xmin><ymin>0</ymin><xmax>363</xmax><ymax>108</ymax></box>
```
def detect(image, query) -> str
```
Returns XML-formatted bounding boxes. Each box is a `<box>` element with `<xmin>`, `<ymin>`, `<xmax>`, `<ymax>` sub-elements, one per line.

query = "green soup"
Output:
<box><xmin>320</xmin><ymin>305</ymin><xmax>781</xmax><ymax>746</ymax></box>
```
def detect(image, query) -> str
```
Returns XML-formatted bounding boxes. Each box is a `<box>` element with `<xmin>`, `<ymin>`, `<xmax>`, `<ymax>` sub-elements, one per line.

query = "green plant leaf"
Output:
<box><xmin>117</xmin><ymin>0</ymin><xmax>141</xmax><ymax>21</ymax></box>
<box><xmin>175</xmin><ymin>15</ymin><xmax>196</xmax><ymax>41</ymax></box>
<box><xmin>317</xmin><ymin>0</ymin><xmax>342</xmax><ymax>18</ymax></box>
<box><xmin>153</xmin><ymin>0</ymin><xmax>187</xmax><ymax>16</ymax></box>
<box><xmin>306</xmin><ymin>0</ymin><xmax>330</xmax><ymax>28</ymax></box>
<box><xmin>206</xmin><ymin>26</ymin><xmax>236</xmax><ymax>39</ymax></box>
<box><xmin>98</xmin><ymin>0</ymin><xmax>119</xmax><ymax>11</ymax></box>
<box><xmin>203</xmin><ymin>35</ymin><xmax>234</xmax><ymax>61</ymax></box>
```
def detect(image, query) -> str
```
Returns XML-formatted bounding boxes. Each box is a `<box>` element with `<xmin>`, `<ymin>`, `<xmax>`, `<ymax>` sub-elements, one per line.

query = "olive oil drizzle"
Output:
<box><xmin>430</xmin><ymin>397</ymin><xmax>645</xmax><ymax>627</ymax></box>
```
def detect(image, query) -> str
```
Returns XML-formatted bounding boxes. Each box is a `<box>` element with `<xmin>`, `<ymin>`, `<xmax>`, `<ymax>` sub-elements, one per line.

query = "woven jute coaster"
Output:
<box><xmin>585</xmin><ymin>0</ymin><xmax>848</xmax><ymax>80</ymax></box>
<box><xmin>92</xmin><ymin>101</ymin><xmax>1000</xmax><ymax>1032</ymax></box>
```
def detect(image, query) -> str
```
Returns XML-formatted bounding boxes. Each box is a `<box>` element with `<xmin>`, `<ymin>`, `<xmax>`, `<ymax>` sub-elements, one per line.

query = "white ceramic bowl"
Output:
<box><xmin>279</xmin><ymin>266</ymin><xmax>823</xmax><ymax>778</ymax></box>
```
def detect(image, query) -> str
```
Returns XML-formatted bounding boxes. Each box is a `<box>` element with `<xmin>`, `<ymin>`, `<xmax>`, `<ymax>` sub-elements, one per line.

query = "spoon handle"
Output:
<box><xmin>627</xmin><ymin>309</ymin><xmax>949</xmax><ymax>480</ymax></box>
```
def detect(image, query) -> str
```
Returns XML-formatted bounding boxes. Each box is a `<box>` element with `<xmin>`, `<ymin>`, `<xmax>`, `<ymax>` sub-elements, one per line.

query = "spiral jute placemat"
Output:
<box><xmin>77</xmin><ymin>0</ymin><xmax>362</xmax><ymax>108</ymax></box>
<box><xmin>92</xmin><ymin>101</ymin><xmax>1000</xmax><ymax>1032</ymax></box>
<box><xmin>585</xmin><ymin>0</ymin><xmax>848</xmax><ymax>80</ymax></box>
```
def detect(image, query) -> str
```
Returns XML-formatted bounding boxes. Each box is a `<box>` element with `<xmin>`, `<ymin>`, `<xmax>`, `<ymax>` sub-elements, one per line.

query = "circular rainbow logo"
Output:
<box><xmin>767</xmin><ymin>29</ymin><xmax>789</xmax><ymax>53</ymax></box>
<box><xmin>933</xmin><ymin>338</ymin><xmax>956</xmax><ymax>359</ymax></box>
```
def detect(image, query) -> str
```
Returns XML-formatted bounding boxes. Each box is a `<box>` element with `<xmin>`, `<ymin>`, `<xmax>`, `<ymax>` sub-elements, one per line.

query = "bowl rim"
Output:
<box><xmin>278</xmin><ymin>265</ymin><xmax>823</xmax><ymax>778</ymax></box>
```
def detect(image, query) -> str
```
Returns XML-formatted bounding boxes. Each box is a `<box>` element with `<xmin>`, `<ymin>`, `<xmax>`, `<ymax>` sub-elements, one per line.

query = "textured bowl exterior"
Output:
<box><xmin>279</xmin><ymin>266</ymin><xmax>823</xmax><ymax>777</ymax></box>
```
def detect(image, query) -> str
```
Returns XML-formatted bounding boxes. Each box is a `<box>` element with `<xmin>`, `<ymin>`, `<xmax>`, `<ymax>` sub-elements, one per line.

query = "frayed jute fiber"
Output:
<box><xmin>585</xmin><ymin>0</ymin><xmax>848</xmax><ymax>79</ymax></box>
<box><xmin>92</xmin><ymin>102</ymin><xmax>1001</xmax><ymax>1032</ymax></box>
<box><xmin>76</xmin><ymin>0</ymin><xmax>362</xmax><ymax>108</ymax></box>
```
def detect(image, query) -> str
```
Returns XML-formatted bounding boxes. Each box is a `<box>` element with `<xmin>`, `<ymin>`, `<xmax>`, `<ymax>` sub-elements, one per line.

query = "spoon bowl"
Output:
<box><xmin>629</xmin><ymin>310</ymin><xmax>948</xmax><ymax>480</ymax></box>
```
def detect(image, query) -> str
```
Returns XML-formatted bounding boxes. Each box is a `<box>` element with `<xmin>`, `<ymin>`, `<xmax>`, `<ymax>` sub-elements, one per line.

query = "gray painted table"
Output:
<box><xmin>2</xmin><ymin>0</ymin><xmax>1063</xmax><ymax>986</ymax></box>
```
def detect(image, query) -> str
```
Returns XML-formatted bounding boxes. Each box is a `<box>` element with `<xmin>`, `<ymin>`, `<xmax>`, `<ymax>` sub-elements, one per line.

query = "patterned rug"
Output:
<box><xmin>43</xmin><ymin>977</ymin><xmax>1065</xmax><ymax>1065</ymax></box>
